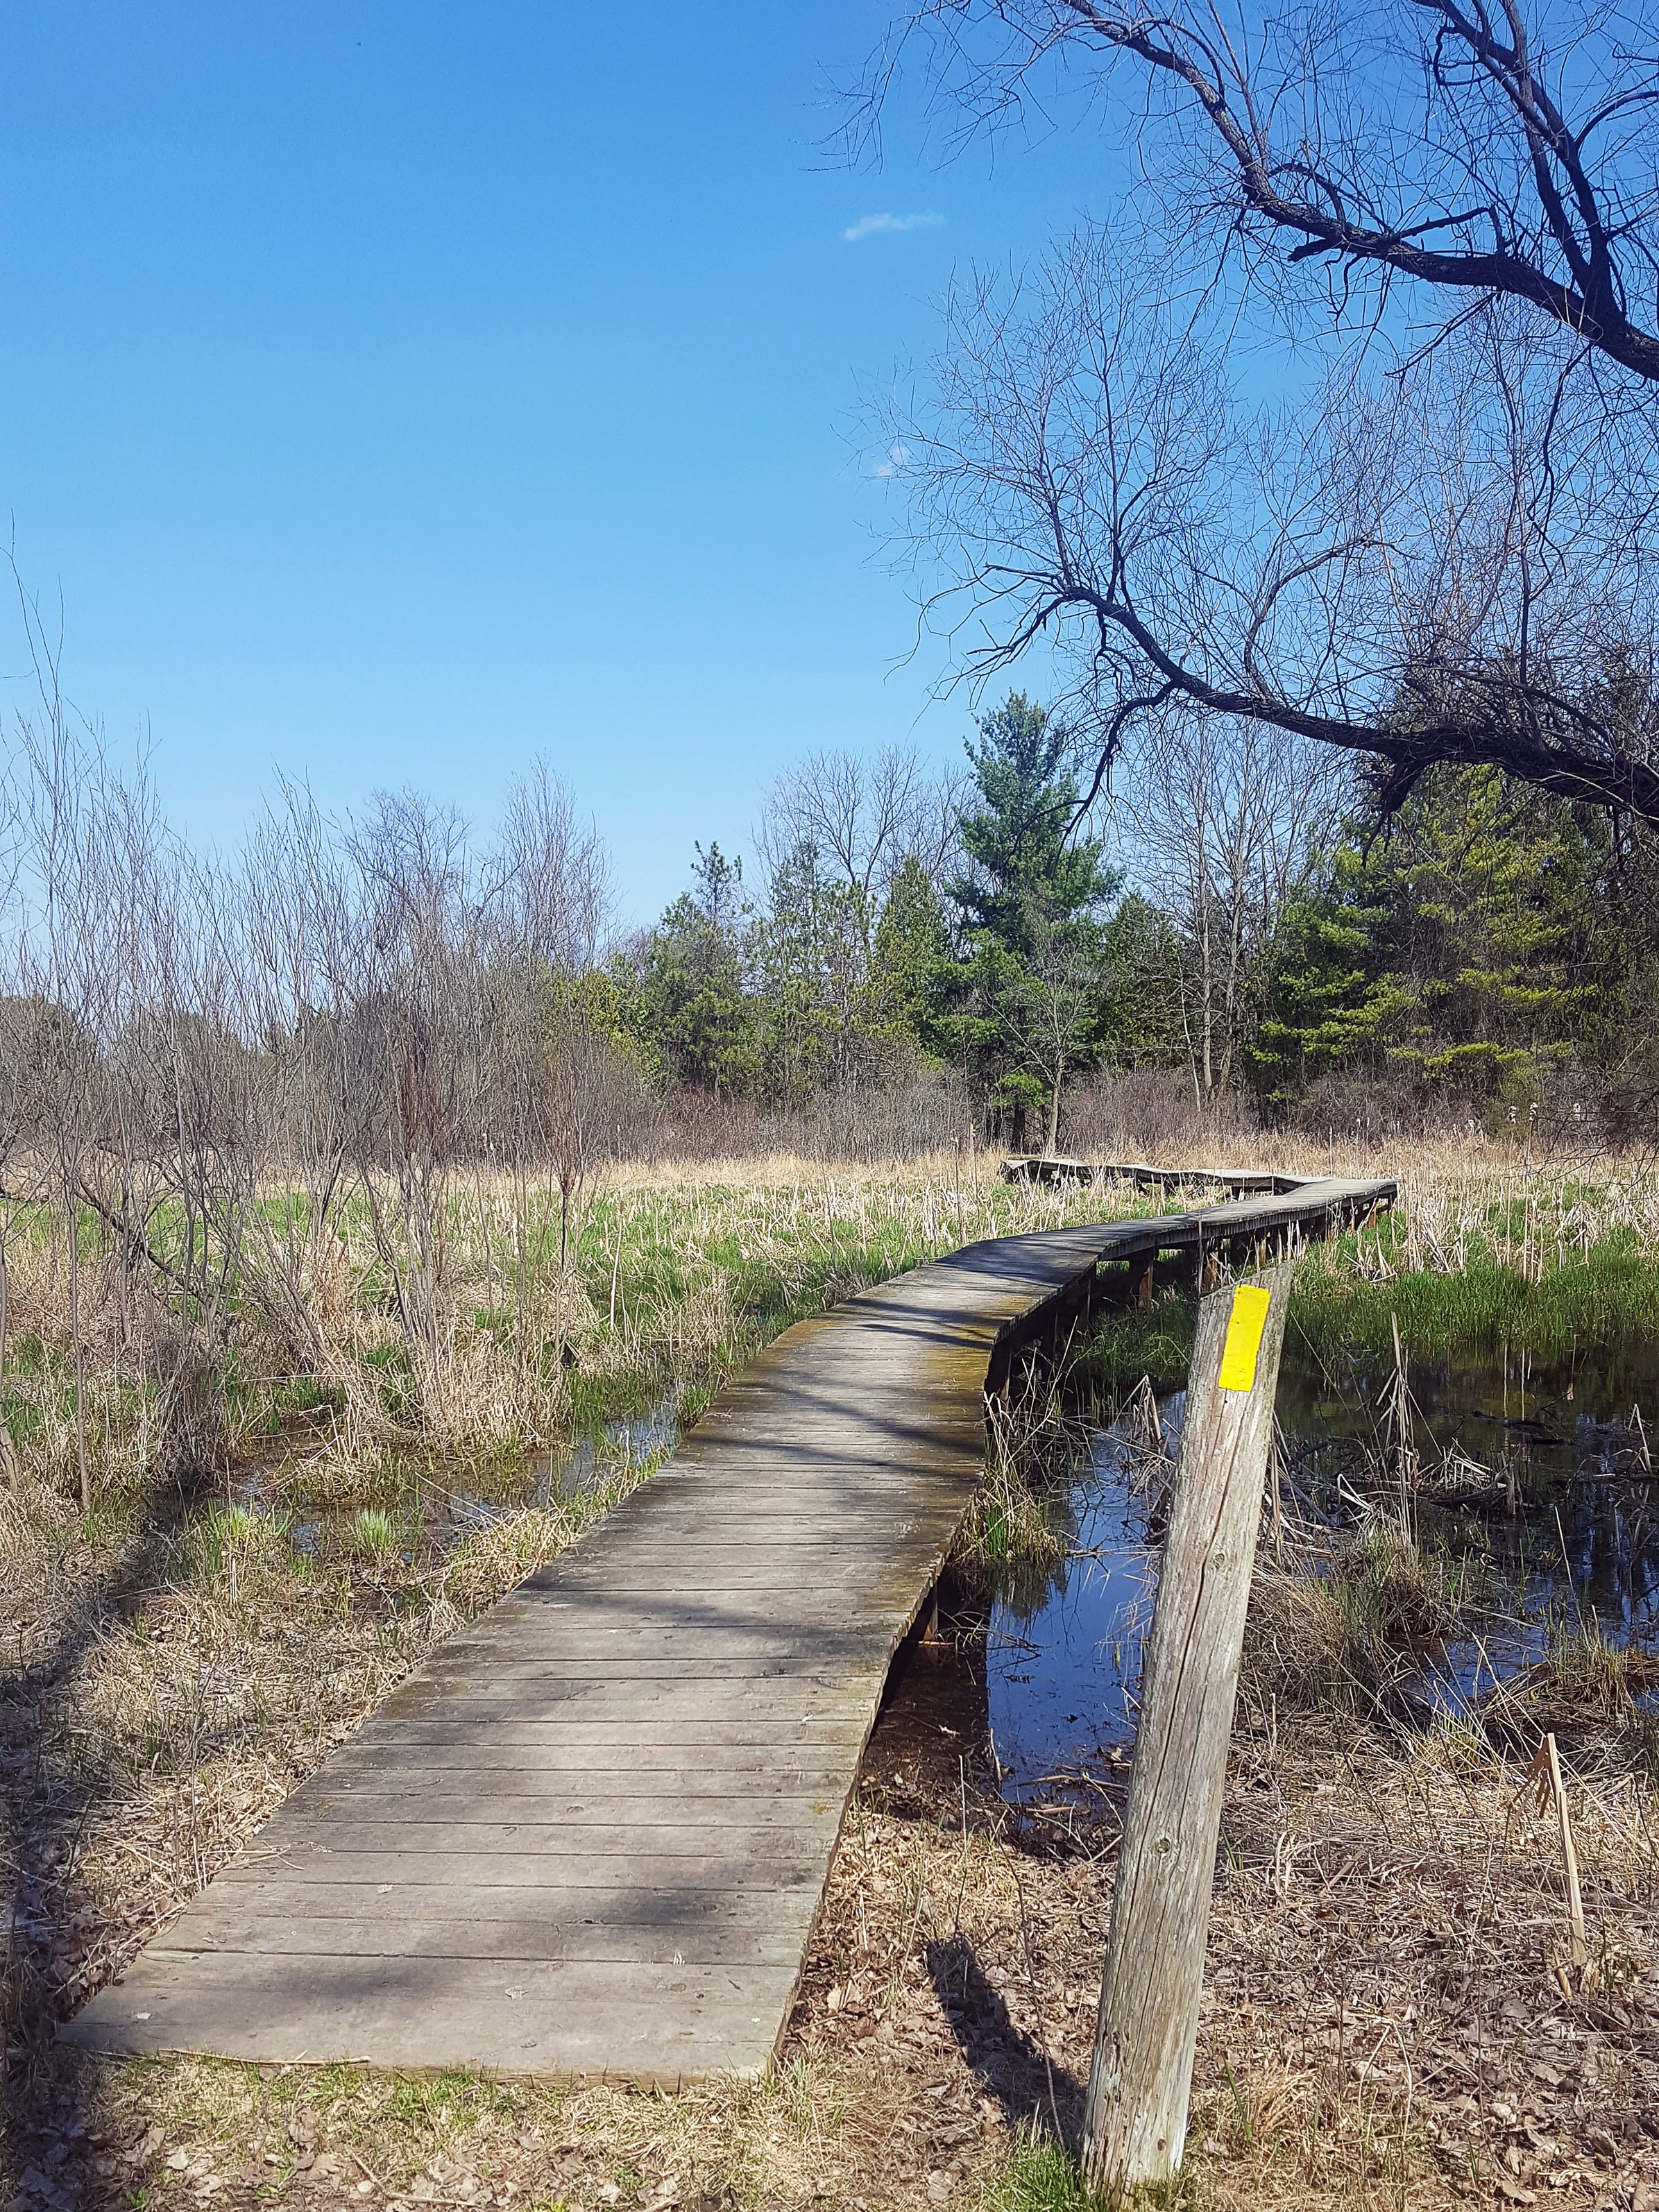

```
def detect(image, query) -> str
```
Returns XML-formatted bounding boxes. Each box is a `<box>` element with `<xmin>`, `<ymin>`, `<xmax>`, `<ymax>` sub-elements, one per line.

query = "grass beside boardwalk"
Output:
<box><xmin>0</xmin><ymin>1153</ymin><xmax>1193</xmax><ymax>1512</ymax></box>
<box><xmin>1293</xmin><ymin>1218</ymin><xmax>1659</xmax><ymax>1364</ymax></box>
<box><xmin>8</xmin><ymin>1139</ymin><xmax>1659</xmax><ymax>2212</ymax></box>
<box><xmin>1058</xmin><ymin>1153</ymin><xmax>1659</xmax><ymax>1415</ymax></box>
<box><xmin>1075</xmin><ymin>1184</ymin><xmax>1659</xmax><ymax>1416</ymax></box>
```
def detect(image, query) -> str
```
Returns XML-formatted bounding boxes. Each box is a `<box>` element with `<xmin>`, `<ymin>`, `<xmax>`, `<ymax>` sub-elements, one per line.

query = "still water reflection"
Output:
<box><xmin>984</xmin><ymin>1335</ymin><xmax>1659</xmax><ymax>1799</ymax></box>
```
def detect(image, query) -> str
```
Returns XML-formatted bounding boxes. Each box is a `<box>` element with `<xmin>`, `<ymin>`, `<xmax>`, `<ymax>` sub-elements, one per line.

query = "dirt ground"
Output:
<box><xmin>8</xmin><ymin>1615</ymin><xmax>1659</xmax><ymax>2212</ymax></box>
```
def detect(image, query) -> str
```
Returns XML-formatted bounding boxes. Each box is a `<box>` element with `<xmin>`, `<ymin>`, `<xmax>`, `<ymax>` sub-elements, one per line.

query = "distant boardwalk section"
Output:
<box><xmin>64</xmin><ymin>1174</ymin><xmax>1392</xmax><ymax>2085</ymax></box>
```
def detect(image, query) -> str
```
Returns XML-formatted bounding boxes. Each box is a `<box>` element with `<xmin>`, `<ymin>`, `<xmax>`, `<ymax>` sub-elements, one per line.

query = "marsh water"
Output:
<box><xmin>253</xmin><ymin>1318</ymin><xmax>1659</xmax><ymax>1803</ymax></box>
<box><xmin>981</xmin><ymin>1333</ymin><xmax>1659</xmax><ymax>1800</ymax></box>
<box><xmin>266</xmin><ymin>1388</ymin><xmax>683</xmax><ymax>1560</ymax></box>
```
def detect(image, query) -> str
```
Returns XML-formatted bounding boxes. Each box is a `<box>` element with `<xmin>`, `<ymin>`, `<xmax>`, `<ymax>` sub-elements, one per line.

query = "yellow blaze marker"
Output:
<box><xmin>1216</xmin><ymin>1283</ymin><xmax>1273</xmax><ymax>1393</ymax></box>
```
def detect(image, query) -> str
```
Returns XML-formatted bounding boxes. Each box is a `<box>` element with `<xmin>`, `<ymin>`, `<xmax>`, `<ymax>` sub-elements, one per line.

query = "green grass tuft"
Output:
<box><xmin>1071</xmin><ymin>1296</ymin><xmax>1197</xmax><ymax>1403</ymax></box>
<box><xmin>985</xmin><ymin>2129</ymin><xmax>1199</xmax><ymax>2212</ymax></box>
<box><xmin>352</xmin><ymin>1506</ymin><xmax>400</xmax><ymax>1559</ymax></box>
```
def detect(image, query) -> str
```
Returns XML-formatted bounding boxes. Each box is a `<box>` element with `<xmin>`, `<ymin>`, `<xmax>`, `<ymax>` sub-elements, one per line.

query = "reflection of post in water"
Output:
<box><xmin>1082</xmin><ymin>1266</ymin><xmax>1293</xmax><ymax>2196</ymax></box>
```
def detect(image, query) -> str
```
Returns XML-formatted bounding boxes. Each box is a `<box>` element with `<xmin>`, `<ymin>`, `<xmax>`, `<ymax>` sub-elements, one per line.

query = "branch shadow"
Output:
<box><xmin>3</xmin><ymin>1463</ymin><xmax>219</xmax><ymax>2206</ymax></box>
<box><xmin>924</xmin><ymin>1931</ymin><xmax>1084</xmax><ymax>2147</ymax></box>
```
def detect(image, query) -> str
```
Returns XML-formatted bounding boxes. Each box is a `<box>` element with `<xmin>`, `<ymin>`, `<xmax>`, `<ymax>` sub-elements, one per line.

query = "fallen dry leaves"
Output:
<box><xmin>10</xmin><ymin>1617</ymin><xmax>1658</xmax><ymax>2212</ymax></box>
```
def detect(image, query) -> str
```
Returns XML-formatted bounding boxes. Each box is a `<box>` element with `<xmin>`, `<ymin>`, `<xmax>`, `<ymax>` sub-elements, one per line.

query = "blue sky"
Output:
<box><xmin>1</xmin><ymin>4</ymin><xmax>1099</xmax><ymax>924</ymax></box>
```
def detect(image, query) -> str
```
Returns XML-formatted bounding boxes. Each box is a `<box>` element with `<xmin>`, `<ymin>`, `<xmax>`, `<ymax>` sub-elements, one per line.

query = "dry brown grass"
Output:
<box><xmin>4</xmin><ymin>1133</ymin><xmax>1653</xmax><ymax>1507</ymax></box>
<box><xmin>8</xmin><ymin>1142</ymin><xmax>1659</xmax><ymax>2212</ymax></box>
<box><xmin>15</xmin><ymin>1662</ymin><xmax>1659</xmax><ymax>2212</ymax></box>
<box><xmin>0</xmin><ymin>1148</ymin><xmax>1191</xmax><ymax>1506</ymax></box>
<box><xmin>0</xmin><ymin>1467</ymin><xmax>619</xmax><ymax>2062</ymax></box>
<box><xmin>799</xmin><ymin>1669</ymin><xmax>1659</xmax><ymax>2211</ymax></box>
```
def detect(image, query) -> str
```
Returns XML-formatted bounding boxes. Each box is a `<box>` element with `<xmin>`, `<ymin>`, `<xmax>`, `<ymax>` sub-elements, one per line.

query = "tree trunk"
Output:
<box><xmin>67</xmin><ymin>1193</ymin><xmax>90</xmax><ymax>1514</ymax></box>
<box><xmin>1045</xmin><ymin>1060</ymin><xmax>1064</xmax><ymax>1157</ymax></box>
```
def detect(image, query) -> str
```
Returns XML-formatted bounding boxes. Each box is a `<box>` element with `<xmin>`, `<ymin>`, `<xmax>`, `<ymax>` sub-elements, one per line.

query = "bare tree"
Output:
<box><xmin>1118</xmin><ymin>711</ymin><xmax>1348</xmax><ymax>1102</ymax></box>
<box><xmin>235</xmin><ymin>779</ymin><xmax>369</xmax><ymax>1380</ymax></box>
<box><xmin>860</xmin><ymin>0</ymin><xmax>1659</xmax><ymax>368</ymax></box>
<box><xmin>757</xmin><ymin>746</ymin><xmax>962</xmax><ymax>937</ymax></box>
<box><xmin>876</xmin><ymin>236</ymin><xmax>1659</xmax><ymax>817</ymax></box>
<box><xmin>856</xmin><ymin>1</ymin><xmax>1659</xmax><ymax>820</ymax></box>
<box><xmin>751</xmin><ymin>747</ymin><xmax>966</xmax><ymax>1112</ymax></box>
<box><xmin>0</xmin><ymin>745</ymin><xmax>30</xmax><ymax>1438</ymax></box>
<box><xmin>1</xmin><ymin>587</ymin><xmax>255</xmax><ymax>1492</ymax></box>
<box><xmin>496</xmin><ymin>761</ymin><xmax>615</xmax><ymax>1274</ymax></box>
<box><xmin>3</xmin><ymin>604</ymin><xmax>143</xmax><ymax>1506</ymax></box>
<box><xmin>0</xmin><ymin>560</ymin><xmax>643</xmax><ymax>1487</ymax></box>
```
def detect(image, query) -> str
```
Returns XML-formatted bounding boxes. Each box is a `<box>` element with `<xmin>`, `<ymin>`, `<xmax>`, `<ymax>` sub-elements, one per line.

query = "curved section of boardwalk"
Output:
<box><xmin>65</xmin><ymin>1173</ymin><xmax>1392</xmax><ymax>2086</ymax></box>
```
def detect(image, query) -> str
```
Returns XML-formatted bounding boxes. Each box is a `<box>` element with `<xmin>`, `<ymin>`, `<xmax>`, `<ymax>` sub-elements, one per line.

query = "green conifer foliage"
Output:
<box><xmin>941</xmin><ymin>694</ymin><xmax>1121</xmax><ymax>1148</ymax></box>
<box><xmin>1244</xmin><ymin>862</ymin><xmax>1401</xmax><ymax>1112</ymax></box>
<box><xmin>867</xmin><ymin>853</ymin><xmax>951</xmax><ymax>1050</ymax></box>
<box><xmin>750</xmin><ymin>841</ymin><xmax>870</xmax><ymax>1105</ymax></box>
<box><xmin>634</xmin><ymin>843</ymin><xmax>761</xmax><ymax>1100</ymax></box>
<box><xmin>1247</xmin><ymin>767</ymin><xmax>1631</xmax><ymax>1125</ymax></box>
<box><xmin>1096</xmin><ymin>893</ymin><xmax>1189</xmax><ymax>1073</ymax></box>
<box><xmin>1368</xmin><ymin>768</ymin><xmax>1618</xmax><ymax>1125</ymax></box>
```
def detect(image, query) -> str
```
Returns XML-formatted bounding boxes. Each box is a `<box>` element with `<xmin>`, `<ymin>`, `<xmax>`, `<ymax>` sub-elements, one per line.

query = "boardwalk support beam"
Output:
<box><xmin>1082</xmin><ymin>1265</ymin><xmax>1292</xmax><ymax>2192</ymax></box>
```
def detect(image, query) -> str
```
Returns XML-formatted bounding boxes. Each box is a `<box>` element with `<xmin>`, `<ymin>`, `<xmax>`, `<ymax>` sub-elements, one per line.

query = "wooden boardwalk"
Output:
<box><xmin>65</xmin><ymin>1173</ymin><xmax>1393</xmax><ymax>2086</ymax></box>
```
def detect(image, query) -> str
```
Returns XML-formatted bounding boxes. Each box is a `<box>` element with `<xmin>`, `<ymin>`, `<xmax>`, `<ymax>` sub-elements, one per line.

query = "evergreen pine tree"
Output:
<box><xmin>942</xmin><ymin>695</ymin><xmax>1121</xmax><ymax>1148</ymax></box>
<box><xmin>867</xmin><ymin>853</ymin><xmax>950</xmax><ymax>1051</ymax></box>
<box><xmin>1244</xmin><ymin>862</ymin><xmax>1399</xmax><ymax>1113</ymax></box>
<box><xmin>633</xmin><ymin>844</ymin><xmax>760</xmax><ymax>1098</ymax></box>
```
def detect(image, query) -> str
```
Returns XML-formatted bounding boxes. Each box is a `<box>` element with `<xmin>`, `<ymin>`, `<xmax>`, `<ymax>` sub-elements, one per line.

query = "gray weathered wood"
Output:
<box><xmin>1082</xmin><ymin>1265</ymin><xmax>1292</xmax><ymax>2190</ymax></box>
<box><xmin>65</xmin><ymin>1184</ymin><xmax>1384</xmax><ymax>2085</ymax></box>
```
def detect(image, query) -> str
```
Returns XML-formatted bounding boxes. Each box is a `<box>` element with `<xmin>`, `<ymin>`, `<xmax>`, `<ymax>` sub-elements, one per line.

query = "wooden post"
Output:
<box><xmin>1082</xmin><ymin>1265</ymin><xmax>1292</xmax><ymax>2193</ymax></box>
<box><xmin>1129</xmin><ymin>1252</ymin><xmax>1156</xmax><ymax>1311</ymax></box>
<box><xmin>1540</xmin><ymin>1732</ymin><xmax>1588</xmax><ymax>1984</ymax></box>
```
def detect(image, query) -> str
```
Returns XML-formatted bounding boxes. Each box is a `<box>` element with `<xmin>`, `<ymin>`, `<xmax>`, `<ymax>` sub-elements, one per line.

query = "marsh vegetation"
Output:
<box><xmin>6</xmin><ymin>1143</ymin><xmax>1659</xmax><ymax>2211</ymax></box>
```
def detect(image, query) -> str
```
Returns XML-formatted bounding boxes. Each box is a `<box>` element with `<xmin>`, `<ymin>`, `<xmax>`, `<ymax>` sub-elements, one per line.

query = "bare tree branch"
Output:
<box><xmin>854</xmin><ymin>0</ymin><xmax>1659</xmax><ymax>818</ymax></box>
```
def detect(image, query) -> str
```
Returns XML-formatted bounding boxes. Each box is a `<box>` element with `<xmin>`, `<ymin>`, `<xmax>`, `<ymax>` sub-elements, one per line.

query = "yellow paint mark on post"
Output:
<box><xmin>1217</xmin><ymin>1284</ymin><xmax>1273</xmax><ymax>1393</ymax></box>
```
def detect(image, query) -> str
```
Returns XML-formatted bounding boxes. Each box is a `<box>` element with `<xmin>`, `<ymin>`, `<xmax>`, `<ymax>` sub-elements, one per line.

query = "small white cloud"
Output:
<box><xmin>842</xmin><ymin>211</ymin><xmax>945</xmax><ymax>244</ymax></box>
<box><xmin>871</xmin><ymin>443</ymin><xmax>910</xmax><ymax>479</ymax></box>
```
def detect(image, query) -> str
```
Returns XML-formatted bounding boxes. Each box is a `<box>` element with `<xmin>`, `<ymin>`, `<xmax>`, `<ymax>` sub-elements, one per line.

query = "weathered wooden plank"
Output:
<box><xmin>332</xmin><ymin>1718</ymin><xmax>872</xmax><ymax>1743</ymax></box>
<box><xmin>151</xmin><ymin>1915</ymin><xmax>811</xmax><ymax>1966</ymax></box>
<box><xmin>324</xmin><ymin>1719</ymin><xmax>853</xmax><ymax>1751</ymax></box>
<box><xmin>322</xmin><ymin>1746</ymin><xmax>851</xmax><ymax>1783</ymax></box>
<box><xmin>246</xmin><ymin>1817</ymin><xmax>846</xmax><ymax>1859</ymax></box>
<box><xmin>108</xmin><ymin>1951</ymin><xmax>806</xmax><ymax>2018</ymax></box>
<box><xmin>158</xmin><ymin>1884</ymin><xmax>824</xmax><ymax>1932</ymax></box>
<box><xmin>427</xmin><ymin>1626</ymin><xmax>908</xmax><ymax>1656</ymax></box>
<box><xmin>380</xmin><ymin>1678</ymin><xmax>885</xmax><ymax>1712</ymax></box>
<box><xmin>210</xmin><ymin>1848</ymin><xmax>830</xmax><ymax>1888</ymax></box>
<box><xmin>78</xmin><ymin>1951</ymin><xmax>800</xmax><ymax>2082</ymax></box>
<box><xmin>380</xmin><ymin>1673</ymin><xmax>896</xmax><ymax>1711</ymax></box>
<box><xmin>406</xmin><ymin>1634</ymin><xmax>890</xmax><ymax>1658</ymax></box>
<box><xmin>284</xmin><ymin>1788</ymin><xmax>842</xmax><ymax>1821</ymax></box>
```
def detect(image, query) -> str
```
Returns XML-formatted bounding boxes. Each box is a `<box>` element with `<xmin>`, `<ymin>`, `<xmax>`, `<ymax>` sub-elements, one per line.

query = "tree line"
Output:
<box><xmin>617</xmin><ymin>690</ymin><xmax>1659</xmax><ymax>1152</ymax></box>
<box><xmin>3</xmin><ymin>639</ymin><xmax>1651</xmax><ymax>1497</ymax></box>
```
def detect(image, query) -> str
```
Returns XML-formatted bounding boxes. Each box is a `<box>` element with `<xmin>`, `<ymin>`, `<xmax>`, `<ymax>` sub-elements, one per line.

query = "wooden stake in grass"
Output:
<box><xmin>1082</xmin><ymin>1264</ymin><xmax>1292</xmax><ymax>2195</ymax></box>
<box><xmin>1531</xmin><ymin>1730</ymin><xmax>1589</xmax><ymax>1988</ymax></box>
